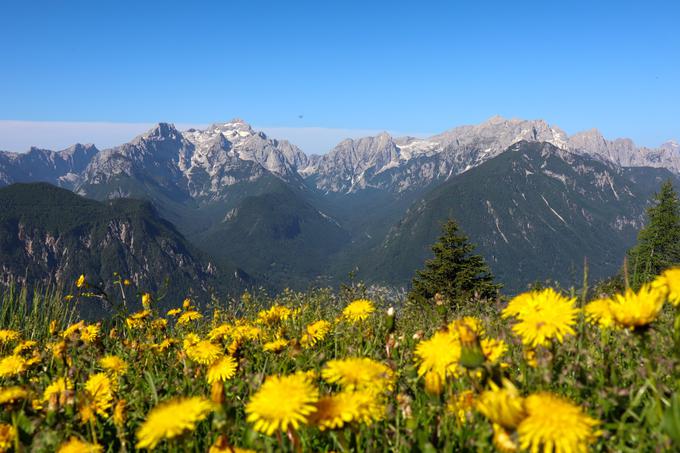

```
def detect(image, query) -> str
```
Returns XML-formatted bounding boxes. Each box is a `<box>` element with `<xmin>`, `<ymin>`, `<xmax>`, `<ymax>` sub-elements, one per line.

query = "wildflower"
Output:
<box><xmin>141</xmin><ymin>292</ymin><xmax>152</xmax><ymax>310</ymax></box>
<box><xmin>342</xmin><ymin>299</ymin><xmax>375</xmax><ymax>322</ymax></box>
<box><xmin>476</xmin><ymin>379</ymin><xmax>526</xmax><ymax>430</ymax></box>
<box><xmin>62</xmin><ymin>321</ymin><xmax>85</xmax><ymax>339</ymax></box>
<box><xmin>182</xmin><ymin>297</ymin><xmax>192</xmax><ymax>310</ymax></box>
<box><xmin>151</xmin><ymin>338</ymin><xmax>175</xmax><ymax>352</ymax></box>
<box><xmin>81</xmin><ymin>324</ymin><xmax>100</xmax><ymax>344</ymax></box>
<box><xmin>0</xmin><ymin>329</ymin><xmax>20</xmax><ymax>345</ymax></box>
<box><xmin>126</xmin><ymin>310</ymin><xmax>152</xmax><ymax>329</ymax></box>
<box><xmin>57</xmin><ymin>436</ymin><xmax>103</xmax><ymax>453</ymax></box>
<box><xmin>113</xmin><ymin>399</ymin><xmax>127</xmax><ymax>428</ymax></box>
<box><xmin>585</xmin><ymin>298</ymin><xmax>617</xmax><ymax>329</ymax></box>
<box><xmin>504</xmin><ymin>288</ymin><xmax>578</xmax><ymax>347</ymax></box>
<box><xmin>166</xmin><ymin>308</ymin><xmax>182</xmax><ymax>317</ymax></box>
<box><xmin>311</xmin><ymin>389</ymin><xmax>385</xmax><ymax>430</ymax></box>
<box><xmin>123</xmin><ymin>278</ymin><xmax>131</xmax><ymax>286</ymax></box>
<box><xmin>177</xmin><ymin>310</ymin><xmax>203</xmax><ymax>325</ymax></box>
<box><xmin>263</xmin><ymin>338</ymin><xmax>289</xmax><ymax>353</ymax></box>
<box><xmin>492</xmin><ymin>424</ymin><xmax>519</xmax><ymax>452</ymax></box>
<box><xmin>518</xmin><ymin>392</ymin><xmax>600</xmax><ymax>453</ymax></box>
<box><xmin>12</xmin><ymin>339</ymin><xmax>37</xmax><ymax>355</ymax></box>
<box><xmin>0</xmin><ymin>355</ymin><xmax>26</xmax><ymax>378</ymax></box>
<box><xmin>135</xmin><ymin>397</ymin><xmax>215</xmax><ymax>449</ymax></box>
<box><xmin>653</xmin><ymin>267</ymin><xmax>680</xmax><ymax>306</ymax></box>
<box><xmin>609</xmin><ymin>284</ymin><xmax>665</xmax><ymax>328</ymax></box>
<box><xmin>246</xmin><ymin>373</ymin><xmax>319</xmax><ymax>436</ymax></box>
<box><xmin>151</xmin><ymin>318</ymin><xmax>168</xmax><ymax>330</ymax></box>
<box><xmin>76</xmin><ymin>274</ymin><xmax>86</xmax><ymax>288</ymax></box>
<box><xmin>447</xmin><ymin>390</ymin><xmax>475</xmax><ymax>424</ymax></box>
<box><xmin>185</xmin><ymin>340</ymin><xmax>223</xmax><ymax>365</ymax></box>
<box><xmin>206</xmin><ymin>356</ymin><xmax>238</xmax><ymax>383</ymax></box>
<box><xmin>0</xmin><ymin>424</ymin><xmax>17</xmax><ymax>452</ymax></box>
<box><xmin>49</xmin><ymin>320</ymin><xmax>58</xmax><ymax>335</ymax></box>
<box><xmin>448</xmin><ymin>316</ymin><xmax>485</xmax><ymax>338</ymax></box>
<box><xmin>0</xmin><ymin>386</ymin><xmax>28</xmax><ymax>406</ymax></box>
<box><xmin>257</xmin><ymin>305</ymin><xmax>292</xmax><ymax>324</ymax></box>
<box><xmin>481</xmin><ymin>338</ymin><xmax>508</xmax><ymax>363</ymax></box>
<box><xmin>208</xmin><ymin>323</ymin><xmax>232</xmax><ymax>341</ymax></box>
<box><xmin>80</xmin><ymin>373</ymin><xmax>114</xmax><ymax>422</ymax></box>
<box><xmin>43</xmin><ymin>377</ymin><xmax>72</xmax><ymax>411</ymax></box>
<box><xmin>100</xmin><ymin>355</ymin><xmax>128</xmax><ymax>376</ymax></box>
<box><xmin>322</xmin><ymin>357</ymin><xmax>394</xmax><ymax>392</ymax></box>
<box><xmin>301</xmin><ymin>320</ymin><xmax>332</xmax><ymax>348</ymax></box>
<box><xmin>414</xmin><ymin>330</ymin><xmax>461</xmax><ymax>395</ymax></box>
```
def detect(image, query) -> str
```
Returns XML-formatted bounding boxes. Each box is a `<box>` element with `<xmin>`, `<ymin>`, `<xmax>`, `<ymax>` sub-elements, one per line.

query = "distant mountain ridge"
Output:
<box><xmin>0</xmin><ymin>116</ymin><xmax>677</xmax><ymax>293</ymax></box>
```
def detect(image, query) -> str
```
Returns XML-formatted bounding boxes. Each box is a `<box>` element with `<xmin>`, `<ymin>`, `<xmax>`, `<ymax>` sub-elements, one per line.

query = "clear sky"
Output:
<box><xmin>0</xmin><ymin>0</ymin><xmax>678</xmax><ymax>153</ymax></box>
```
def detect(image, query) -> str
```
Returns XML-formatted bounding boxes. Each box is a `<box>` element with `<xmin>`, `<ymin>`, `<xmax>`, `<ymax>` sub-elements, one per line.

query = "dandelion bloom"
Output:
<box><xmin>136</xmin><ymin>397</ymin><xmax>215</xmax><ymax>449</ymax></box>
<box><xmin>57</xmin><ymin>437</ymin><xmax>102</xmax><ymax>453</ymax></box>
<box><xmin>126</xmin><ymin>310</ymin><xmax>152</xmax><ymax>329</ymax></box>
<box><xmin>481</xmin><ymin>338</ymin><xmax>508</xmax><ymax>363</ymax></box>
<box><xmin>62</xmin><ymin>321</ymin><xmax>85</xmax><ymax>339</ymax></box>
<box><xmin>166</xmin><ymin>308</ymin><xmax>182</xmax><ymax>317</ymax></box>
<box><xmin>113</xmin><ymin>399</ymin><xmax>127</xmax><ymax>428</ymax></box>
<box><xmin>609</xmin><ymin>284</ymin><xmax>666</xmax><ymax>329</ymax></box>
<box><xmin>80</xmin><ymin>373</ymin><xmax>114</xmax><ymax>422</ymax></box>
<box><xmin>653</xmin><ymin>267</ymin><xmax>680</xmax><ymax>306</ymax></box>
<box><xmin>209</xmin><ymin>435</ymin><xmax>256</xmax><ymax>453</ymax></box>
<box><xmin>322</xmin><ymin>357</ymin><xmax>394</xmax><ymax>392</ymax></box>
<box><xmin>504</xmin><ymin>288</ymin><xmax>578</xmax><ymax>347</ymax></box>
<box><xmin>584</xmin><ymin>298</ymin><xmax>617</xmax><ymax>329</ymax></box>
<box><xmin>0</xmin><ymin>424</ymin><xmax>17</xmax><ymax>452</ymax></box>
<box><xmin>448</xmin><ymin>316</ymin><xmax>485</xmax><ymax>338</ymax></box>
<box><xmin>75</xmin><ymin>274</ymin><xmax>86</xmax><ymax>288</ymax></box>
<box><xmin>492</xmin><ymin>423</ymin><xmax>519</xmax><ymax>453</ymax></box>
<box><xmin>476</xmin><ymin>380</ymin><xmax>526</xmax><ymax>430</ymax></box>
<box><xmin>446</xmin><ymin>390</ymin><xmax>475</xmax><ymax>424</ymax></box>
<box><xmin>301</xmin><ymin>320</ymin><xmax>332</xmax><ymax>348</ymax></box>
<box><xmin>177</xmin><ymin>310</ymin><xmax>203</xmax><ymax>325</ymax></box>
<box><xmin>206</xmin><ymin>356</ymin><xmax>238</xmax><ymax>383</ymax></box>
<box><xmin>257</xmin><ymin>305</ymin><xmax>293</xmax><ymax>324</ymax></box>
<box><xmin>0</xmin><ymin>386</ymin><xmax>28</xmax><ymax>406</ymax></box>
<box><xmin>0</xmin><ymin>355</ymin><xmax>26</xmax><ymax>378</ymax></box>
<box><xmin>263</xmin><ymin>338</ymin><xmax>289</xmax><ymax>353</ymax></box>
<box><xmin>43</xmin><ymin>377</ymin><xmax>72</xmax><ymax>410</ymax></box>
<box><xmin>311</xmin><ymin>389</ymin><xmax>384</xmax><ymax>430</ymax></box>
<box><xmin>141</xmin><ymin>292</ymin><xmax>152</xmax><ymax>310</ymax></box>
<box><xmin>208</xmin><ymin>323</ymin><xmax>232</xmax><ymax>341</ymax></box>
<box><xmin>518</xmin><ymin>393</ymin><xmax>600</xmax><ymax>453</ymax></box>
<box><xmin>246</xmin><ymin>373</ymin><xmax>319</xmax><ymax>435</ymax></box>
<box><xmin>0</xmin><ymin>329</ymin><xmax>20</xmax><ymax>345</ymax></box>
<box><xmin>185</xmin><ymin>340</ymin><xmax>223</xmax><ymax>366</ymax></box>
<box><xmin>413</xmin><ymin>331</ymin><xmax>461</xmax><ymax>395</ymax></box>
<box><xmin>80</xmin><ymin>324</ymin><xmax>100</xmax><ymax>344</ymax></box>
<box><xmin>342</xmin><ymin>299</ymin><xmax>375</xmax><ymax>322</ymax></box>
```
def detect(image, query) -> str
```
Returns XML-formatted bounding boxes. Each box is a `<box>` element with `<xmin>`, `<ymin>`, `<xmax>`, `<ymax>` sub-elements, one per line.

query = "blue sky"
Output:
<box><xmin>0</xmin><ymin>0</ymin><xmax>678</xmax><ymax>153</ymax></box>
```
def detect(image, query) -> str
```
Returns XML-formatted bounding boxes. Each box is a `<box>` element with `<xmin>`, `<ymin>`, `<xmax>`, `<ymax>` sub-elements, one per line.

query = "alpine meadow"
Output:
<box><xmin>2</xmin><ymin>1</ymin><xmax>680</xmax><ymax>452</ymax></box>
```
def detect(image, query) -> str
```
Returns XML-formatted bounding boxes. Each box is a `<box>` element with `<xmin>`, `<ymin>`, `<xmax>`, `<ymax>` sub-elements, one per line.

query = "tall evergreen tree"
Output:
<box><xmin>628</xmin><ymin>180</ymin><xmax>680</xmax><ymax>288</ymax></box>
<box><xmin>409</xmin><ymin>219</ymin><xmax>500</xmax><ymax>306</ymax></box>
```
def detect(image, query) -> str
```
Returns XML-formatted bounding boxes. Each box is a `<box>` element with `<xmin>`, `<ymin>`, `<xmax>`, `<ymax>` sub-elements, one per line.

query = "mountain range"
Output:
<box><xmin>0</xmin><ymin>116</ymin><xmax>677</xmax><ymax>297</ymax></box>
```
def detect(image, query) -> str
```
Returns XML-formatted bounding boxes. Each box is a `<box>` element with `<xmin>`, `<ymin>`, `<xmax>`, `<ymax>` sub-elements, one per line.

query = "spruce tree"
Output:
<box><xmin>628</xmin><ymin>180</ymin><xmax>680</xmax><ymax>288</ymax></box>
<box><xmin>409</xmin><ymin>219</ymin><xmax>500</xmax><ymax>306</ymax></box>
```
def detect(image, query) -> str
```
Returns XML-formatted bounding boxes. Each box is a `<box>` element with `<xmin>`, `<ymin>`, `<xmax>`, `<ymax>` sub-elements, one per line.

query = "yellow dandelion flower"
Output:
<box><xmin>311</xmin><ymin>389</ymin><xmax>384</xmax><ymax>430</ymax></box>
<box><xmin>113</xmin><ymin>399</ymin><xmax>127</xmax><ymax>428</ymax></box>
<box><xmin>342</xmin><ymin>299</ymin><xmax>375</xmax><ymax>322</ymax></box>
<box><xmin>518</xmin><ymin>392</ymin><xmax>600</xmax><ymax>453</ymax></box>
<box><xmin>653</xmin><ymin>267</ymin><xmax>680</xmax><ymax>306</ymax></box>
<box><xmin>185</xmin><ymin>340</ymin><xmax>223</xmax><ymax>365</ymax></box>
<box><xmin>206</xmin><ymin>356</ymin><xmax>238</xmax><ymax>384</ymax></box>
<box><xmin>209</xmin><ymin>435</ymin><xmax>256</xmax><ymax>453</ymax></box>
<box><xmin>141</xmin><ymin>292</ymin><xmax>152</xmax><ymax>310</ymax></box>
<box><xmin>585</xmin><ymin>298</ymin><xmax>617</xmax><ymax>329</ymax></box>
<box><xmin>609</xmin><ymin>284</ymin><xmax>665</xmax><ymax>328</ymax></box>
<box><xmin>81</xmin><ymin>324</ymin><xmax>100</xmax><ymax>344</ymax></box>
<box><xmin>62</xmin><ymin>321</ymin><xmax>85</xmax><ymax>339</ymax></box>
<box><xmin>476</xmin><ymin>379</ymin><xmax>526</xmax><ymax>430</ymax></box>
<box><xmin>481</xmin><ymin>338</ymin><xmax>508</xmax><ymax>363</ymax></box>
<box><xmin>446</xmin><ymin>390</ymin><xmax>475</xmax><ymax>424</ymax></box>
<box><xmin>183</xmin><ymin>332</ymin><xmax>201</xmax><ymax>348</ymax></box>
<box><xmin>126</xmin><ymin>310</ymin><xmax>152</xmax><ymax>329</ymax></box>
<box><xmin>57</xmin><ymin>436</ymin><xmax>102</xmax><ymax>453</ymax></box>
<box><xmin>0</xmin><ymin>424</ymin><xmax>17</xmax><ymax>452</ymax></box>
<box><xmin>0</xmin><ymin>355</ymin><xmax>26</xmax><ymax>378</ymax></box>
<box><xmin>263</xmin><ymin>338</ymin><xmax>289</xmax><ymax>353</ymax></box>
<box><xmin>245</xmin><ymin>373</ymin><xmax>319</xmax><ymax>436</ymax></box>
<box><xmin>208</xmin><ymin>323</ymin><xmax>232</xmax><ymax>341</ymax></box>
<box><xmin>0</xmin><ymin>329</ymin><xmax>20</xmax><ymax>345</ymax></box>
<box><xmin>0</xmin><ymin>386</ymin><xmax>28</xmax><ymax>406</ymax></box>
<box><xmin>75</xmin><ymin>274</ymin><xmax>86</xmax><ymax>288</ymax></box>
<box><xmin>502</xmin><ymin>291</ymin><xmax>540</xmax><ymax>318</ymax></box>
<box><xmin>100</xmin><ymin>355</ymin><xmax>128</xmax><ymax>376</ymax></box>
<box><xmin>413</xmin><ymin>330</ymin><xmax>461</xmax><ymax>395</ymax></box>
<box><xmin>322</xmin><ymin>357</ymin><xmax>394</xmax><ymax>392</ymax></box>
<box><xmin>177</xmin><ymin>310</ymin><xmax>203</xmax><ymax>325</ymax></box>
<box><xmin>257</xmin><ymin>305</ymin><xmax>293</xmax><ymax>324</ymax></box>
<box><xmin>151</xmin><ymin>338</ymin><xmax>175</xmax><ymax>352</ymax></box>
<box><xmin>301</xmin><ymin>320</ymin><xmax>332</xmax><ymax>348</ymax></box>
<box><xmin>80</xmin><ymin>373</ymin><xmax>114</xmax><ymax>421</ymax></box>
<box><xmin>182</xmin><ymin>297</ymin><xmax>192</xmax><ymax>310</ymax></box>
<box><xmin>166</xmin><ymin>308</ymin><xmax>182</xmax><ymax>317</ymax></box>
<box><xmin>151</xmin><ymin>318</ymin><xmax>168</xmax><ymax>330</ymax></box>
<box><xmin>12</xmin><ymin>339</ymin><xmax>37</xmax><ymax>355</ymax></box>
<box><xmin>492</xmin><ymin>423</ymin><xmax>519</xmax><ymax>453</ymax></box>
<box><xmin>136</xmin><ymin>397</ymin><xmax>215</xmax><ymax>449</ymax></box>
<box><xmin>507</xmin><ymin>288</ymin><xmax>578</xmax><ymax>347</ymax></box>
<box><xmin>43</xmin><ymin>377</ymin><xmax>72</xmax><ymax>410</ymax></box>
<box><xmin>448</xmin><ymin>316</ymin><xmax>485</xmax><ymax>338</ymax></box>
